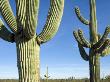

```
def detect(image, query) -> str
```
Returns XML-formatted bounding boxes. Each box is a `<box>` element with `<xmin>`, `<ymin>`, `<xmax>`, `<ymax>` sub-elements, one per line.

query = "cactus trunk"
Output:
<box><xmin>89</xmin><ymin>0</ymin><xmax>100</xmax><ymax>82</ymax></box>
<box><xmin>95</xmin><ymin>55</ymin><xmax>100</xmax><ymax>82</ymax></box>
<box><xmin>46</xmin><ymin>67</ymin><xmax>48</xmax><ymax>82</ymax></box>
<box><xmin>89</xmin><ymin>50</ymin><xmax>100</xmax><ymax>82</ymax></box>
<box><xmin>44</xmin><ymin>66</ymin><xmax>50</xmax><ymax>82</ymax></box>
<box><xmin>16</xmin><ymin>37</ymin><xmax>40</xmax><ymax>82</ymax></box>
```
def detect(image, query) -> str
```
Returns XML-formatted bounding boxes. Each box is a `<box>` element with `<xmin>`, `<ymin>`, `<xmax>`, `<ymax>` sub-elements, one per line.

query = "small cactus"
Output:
<box><xmin>73</xmin><ymin>0</ymin><xmax>110</xmax><ymax>82</ymax></box>
<box><xmin>0</xmin><ymin>0</ymin><xmax>64</xmax><ymax>82</ymax></box>
<box><xmin>44</xmin><ymin>66</ymin><xmax>50</xmax><ymax>82</ymax></box>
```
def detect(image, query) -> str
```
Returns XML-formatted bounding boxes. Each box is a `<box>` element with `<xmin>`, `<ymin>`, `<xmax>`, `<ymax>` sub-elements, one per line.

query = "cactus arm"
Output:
<box><xmin>24</xmin><ymin>0</ymin><xmax>39</xmax><ymax>39</ymax></box>
<box><xmin>97</xmin><ymin>34</ymin><xmax>102</xmax><ymax>40</ymax></box>
<box><xmin>37</xmin><ymin>0</ymin><xmax>64</xmax><ymax>43</ymax></box>
<box><xmin>73</xmin><ymin>30</ymin><xmax>90</xmax><ymax>48</ymax></box>
<box><xmin>0</xmin><ymin>0</ymin><xmax>17</xmax><ymax>33</ymax></box>
<box><xmin>93</xmin><ymin>26</ymin><xmax>110</xmax><ymax>48</ymax></box>
<box><xmin>78</xmin><ymin>44</ymin><xmax>89</xmax><ymax>61</ymax></box>
<box><xmin>96</xmin><ymin>39</ymin><xmax>110</xmax><ymax>54</ymax></box>
<box><xmin>16</xmin><ymin>0</ymin><xmax>39</xmax><ymax>39</ymax></box>
<box><xmin>44</xmin><ymin>75</ymin><xmax>46</xmax><ymax>77</ymax></box>
<box><xmin>101</xmin><ymin>46</ymin><xmax>110</xmax><ymax>57</ymax></box>
<box><xmin>89</xmin><ymin>0</ymin><xmax>98</xmax><ymax>43</ymax></box>
<box><xmin>78</xmin><ymin>29</ymin><xmax>91</xmax><ymax>48</ymax></box>
<box><xmin>0</xmin><ymin>19</ymin><xmax>15</xmax><ymax>42</ymax></box>
<box><xmin>75</xmin><ymin>7</ymin><xmax>89</xmax><ymax>25</ymax></box>
<box><xmin>44</xmin><ymin>75</ymin><xmax>50</xmax><ymax>78</ymax></box>
<box><xmin>73</xmin><ymin>31</ymin><xmax>83</xmax><ymax>45</ymax></box>
<box><xmin>16</xmin><ymin>0</ymin><xmax>26</xmax><ymax>30</ymax></box>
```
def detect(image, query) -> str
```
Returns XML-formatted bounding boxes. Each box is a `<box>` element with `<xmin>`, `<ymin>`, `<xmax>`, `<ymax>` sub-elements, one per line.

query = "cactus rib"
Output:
<box><xmin>0</xmin><ymin>0</ymin><xmax>17</xmax><ymax>33</ymax></box>
<box><xmin>75</xmin><ymin>7</ymin><xmax>89</xmax><ymax>25</ymax></box>
<box><xmin>37</xmin><ymin>0</ymin><xmax>64</xmax><ymax>43</ymax></box>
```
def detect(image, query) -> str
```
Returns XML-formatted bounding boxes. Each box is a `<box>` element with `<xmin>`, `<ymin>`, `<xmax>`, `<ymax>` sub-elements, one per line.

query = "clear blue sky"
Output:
<box><xmin>0</xmin><ymin>0</ymin><xmax>110</xmax><ymax>79</ymax></box>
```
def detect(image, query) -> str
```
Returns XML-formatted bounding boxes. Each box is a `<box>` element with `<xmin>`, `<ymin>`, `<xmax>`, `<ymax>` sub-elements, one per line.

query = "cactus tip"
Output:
<box><xmin>78</xmin><ymin>29</ymin><xmax>83</xmax><ymax>34</ymax></box>
<box><xmin>75</xmin><ymin>6</ymin><xmax>80</xmax><ymax>12</ymax></box>
<box><xmin>75</xmin><ymin>6</ymin><xmax>79</xmax><ymax>9</ymax></box>
<box><xmin>106</xmin><ymin>25</ymin><xmax>110</xmax><ymax>31</ymax></box>
<box><xmin>73</xmin><ymin>31</ymin><xmax>76</xmax><ymax>34</ymax></box>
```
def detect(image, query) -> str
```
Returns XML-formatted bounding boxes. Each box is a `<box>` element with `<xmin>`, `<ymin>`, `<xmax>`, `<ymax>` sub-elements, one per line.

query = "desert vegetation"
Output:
<box><xmin>0</xmin><ymin>0</ymin><xmax>64</xmax><ymax>82</ymax></box>
<box><xmin>73</xmin><ymin>0</ymin><xmax>110</xmax><ymax>82</ymax></box>
<box><xmin>0</xmin><ymin>76</ymin><xmax>110</xmax><ymax>82</ymax></box>
<box><xmin>0</xmin><ymin>0</ymin><xmax>110</xmax><ymax>82</ymax></box>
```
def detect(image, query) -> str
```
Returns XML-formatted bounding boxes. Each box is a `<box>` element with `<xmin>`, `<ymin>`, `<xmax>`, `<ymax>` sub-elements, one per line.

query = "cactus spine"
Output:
<box><xmin>44</xmin><ymin>66</ymin><xmax>50</xmax><ymax>82</ymax></box>
<box><xmin>73</xmin><ymin>0</ymin><xmax>110</xmax><ymax>82</ymax></box>
<box><xmin>0</xmin><ymin>0</ymin><xmax>64</xmax><ymax>82</ymax></box>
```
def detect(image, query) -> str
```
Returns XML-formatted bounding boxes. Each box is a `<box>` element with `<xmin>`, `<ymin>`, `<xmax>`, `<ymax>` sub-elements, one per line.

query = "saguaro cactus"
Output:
<box><xmin>44</xmin><ymin>66</ymin><xmax>50</xmax><ymax>82</ymax></box>
<box><xmin>0</xmin><ymin>0</ymin><xmax>64</xmax><ymax>82</ymax></box>
<box><xmin>73</xmin><ymin>0</ymin><xmax>110</xmax><ymax>82</ymax></box>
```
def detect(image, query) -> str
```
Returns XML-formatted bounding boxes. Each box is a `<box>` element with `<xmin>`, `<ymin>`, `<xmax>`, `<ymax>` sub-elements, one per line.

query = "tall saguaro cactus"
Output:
<box><xmin>44</xmin><ymin>66</ymin><xmax>50</xmax><ymax>82</ymax></box>
<box><xmin>0</xmin><ymin>0</ymin><xmax>64</xmax><ymax>82</ymax></box>
<box><xmin>73</xmin><ymin>0</ymin><xmax>110</xmax><ymax>82</ymax></box>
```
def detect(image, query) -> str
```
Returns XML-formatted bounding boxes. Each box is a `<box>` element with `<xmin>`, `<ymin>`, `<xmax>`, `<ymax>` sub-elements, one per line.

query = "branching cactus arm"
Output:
<box><xmin>101</xmin><ymin>46</ymin><xmax>110</xmax><ymax>57</ymax></box>
<box><xmin>37</xmin><ymin>0</ymin><xmax>64</xmax><ymax>44</ymax></box>
<box><xmin>73</xmin><ymin>30</ymin><xmax>90</xmax><ymax>48</ymax></box>
<box><xmin>16</xmin><ymin>0</ymin><xmax>39</xmax><ymax>39</ymax></box>
<box><xmin>96</xmin><ymin>39</ymin><xmax>110</xmax><ymax>54</ymax></box>
<box><xmin>75</xmin><ymin>7</ymin><xmax>89</xmax><ymax>25</ymax></box>
<box><xmin>78</xmin><ymin>29</ymin><xmax>91</xmax><ymax>48</ymax></box>
<box><xmin>93</xmin><ymin>26</ymin><xmax>110</xmax><ymax>48</ymax></box>
<box><xmin>0</xmin><ymin>19</ymin><xmax>15</xmax><ymax>42</ymax></box>
<box><xmin>97</xmin><ymin>34</ymin><xmax>102</xmax><ymax>40</ymax></box>
<box><xmin>73</xmin><ymin>31</ymin><xmax>83</xmax><ymax>45</ymax></box>
<box><xmin>78</xmin><ymin>44</ymin><xmax>89</xmax><ymax>61</ymax></box>
<box><xmin>0</xmin><ymin>0</ymin><xmax>17</xmax><ymax>33</ymax></box>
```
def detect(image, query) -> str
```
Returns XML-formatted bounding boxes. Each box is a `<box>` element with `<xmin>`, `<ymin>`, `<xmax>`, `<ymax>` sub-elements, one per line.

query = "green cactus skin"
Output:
<box><xmin>44</xmin><ymin>66</ymin><xmax>50</xmax><ymax>82</ymax></box>
<box><xmin>0</xmin><ymin>20</ymin><xmax>15</xmax><ymax>42</ymax></box>
<box><xmin>75</xmin><ymin>7</ymin><xmax>90</xmax><ymax>25</ymax></box>
<box><xmin>0</xmin><ymin>0</ymin><xmax>64</xmax><ymax>82</ymax></box>
<box><xmin>0</xmin><ymin>0</ymin><xmax>18</xmax><ymax>33</ymax></box>
<box><xmin>73</xmin><ymin>0</ymin><xmax>110</xmax><ymax>82</ymax></box>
